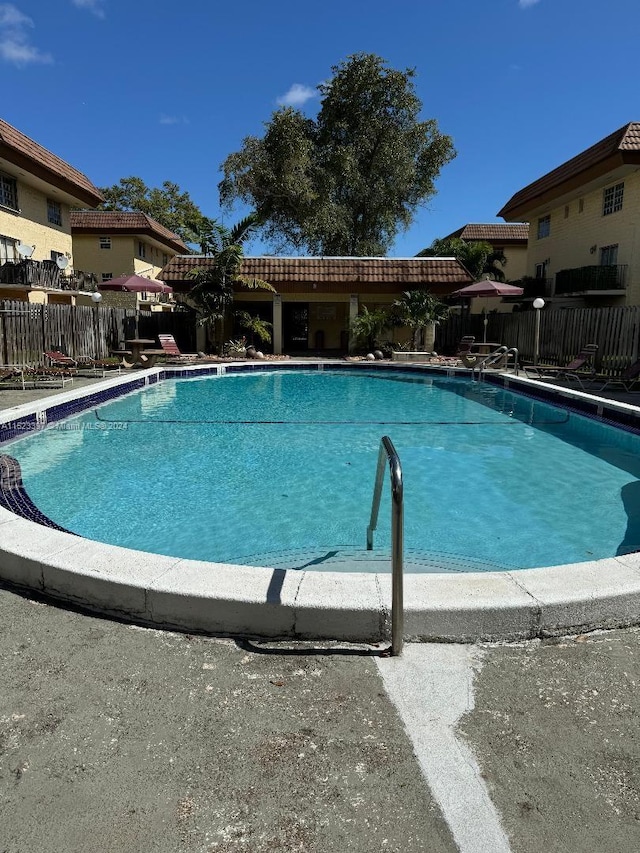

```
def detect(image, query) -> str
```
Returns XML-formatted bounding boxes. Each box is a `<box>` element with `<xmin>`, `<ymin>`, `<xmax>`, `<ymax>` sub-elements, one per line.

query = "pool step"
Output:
<box><xmin>238</xmin><ymin>547</ymin><xmax>506</xmax><ymax>574</ymax></box>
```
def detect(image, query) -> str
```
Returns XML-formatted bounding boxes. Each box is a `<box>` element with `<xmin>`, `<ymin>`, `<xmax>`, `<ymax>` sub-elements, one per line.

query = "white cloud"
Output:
<box><xmin>0</xmin><ymin>4</ymin><xmax>52</xmax><ymax>66</ymax></box>
<box><xmin>276</xmin><ymin>83</ymin><xmax>316</xmax><ymax>108</ymax></box>
<box><xmin>159</xmin><ymin>114</ymin><xmax>190</xmax><ymax>125</ymax></box>
<box><xmin>518</xmin><ymin>0</ymin><xmax>541</xmax><ymax>7</ymax></box>
<box><xmin>71</xmin><ymin>0</ymin><xmax>106</xmax><ymax>19</ymax></box>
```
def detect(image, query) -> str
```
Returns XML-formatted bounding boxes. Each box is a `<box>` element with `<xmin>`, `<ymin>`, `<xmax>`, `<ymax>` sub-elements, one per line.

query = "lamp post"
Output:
<box><xmin>533</xmin><ymin>297</ymin><xmax>545</xmax><ymax>365</ymax></box>
<box><xmin>91</xmin><ymin>290</ymin><xmax>102</xmax><ymax>360</ymax></box>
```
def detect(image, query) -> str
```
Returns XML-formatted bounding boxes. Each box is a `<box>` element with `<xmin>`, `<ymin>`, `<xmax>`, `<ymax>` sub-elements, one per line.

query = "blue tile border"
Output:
<box><xmin>484</xmin><ymin>372</ymin><xmax>640</xmax><ymax>436</ymax></box>
<box><xmin>0</xmin><ymin>454</ymin><xmax>74</xmax><ymax>532</ymax></box>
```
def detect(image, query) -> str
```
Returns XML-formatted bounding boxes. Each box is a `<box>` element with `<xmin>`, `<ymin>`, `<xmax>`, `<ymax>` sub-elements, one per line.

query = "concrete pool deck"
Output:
<box><xmin>3</xmin><ymin>584</ymin><xmax>640</xmax><ymax>852</ymax></box>
<box><xmin>2</xmin><ymin>361</ymin><xmax>640</xmax><ymax>645</ymax></box>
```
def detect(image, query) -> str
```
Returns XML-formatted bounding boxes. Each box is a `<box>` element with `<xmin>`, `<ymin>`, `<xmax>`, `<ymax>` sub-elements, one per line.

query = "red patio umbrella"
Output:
<box><xmin>450</xmin><ymin>279</ymin><xmax>524</xmax><ymax>298</ymax></box>
<box><xmin>98</xmin><ymin>274</ymin><xmax>173</xmax><ymax>294</ymax></box>
<box><xmin>450</xmin><ymin>279</ymin><xmax>524</xmax><ymax>342</ymax></box>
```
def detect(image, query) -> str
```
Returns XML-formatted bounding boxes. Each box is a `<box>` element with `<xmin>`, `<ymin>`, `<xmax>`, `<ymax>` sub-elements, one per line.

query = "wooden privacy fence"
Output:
<box><xmin>435</xmin><ymin>306</ymin><xmax>640</xmax><ymax>376</ymax></box>
<box><xmin>0</xmin><ymin>301</ymin><xmax>197</xmax><ymax>367</ymax></box>
<box><xmin>2</xmin><ymin>300</ymin><xmax>640</xmax><ymax>377</ymax></box>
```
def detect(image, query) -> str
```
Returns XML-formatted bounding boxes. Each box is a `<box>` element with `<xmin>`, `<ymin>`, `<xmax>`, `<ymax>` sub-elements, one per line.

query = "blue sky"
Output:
<box><xmin>2</xmin><ymin>0</ymin><xmax>640</xmax><ymax>256</ymax></box>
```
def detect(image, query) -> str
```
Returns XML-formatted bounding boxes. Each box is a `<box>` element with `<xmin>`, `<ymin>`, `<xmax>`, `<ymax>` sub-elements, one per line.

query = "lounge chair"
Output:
<box><xmin>32</xmin><ymin>365</ymin><xmax>75</xmax><ymax>386</ymax></box>
<box><xmin>591</xmin><ymin>358</ymin><xmax>640</xmax><ymax>393</ymax></box>
<box><xmin>157</xmin><ymin>334</ymin><xmax>200</xmax><ymax>361</ymax></box>
<box><xmin>524</xmin><ymin>344</ymin><xmax>598</xmax><ymax>388</ymax></box>
<box><xmin>75</xmin><ymin>356</ymin><xmax>122</xmax><ymax>377</ymax></box>
<box><xmin>0</xmin><ymin>366</ymin><xmax>27</xmax><ymax>389</ymax></box>
<box><xmin>456</xmin><ymin>336</ymin><xmax>475</xmax><ymax>356</ymax></box>
<box><xmin>44</xmin><ymin>350</ymin><xmax>77</xmax><ymax>369</ymax></box>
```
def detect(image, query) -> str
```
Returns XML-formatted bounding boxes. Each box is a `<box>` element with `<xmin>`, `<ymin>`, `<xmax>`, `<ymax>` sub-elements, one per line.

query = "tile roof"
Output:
<box><xmin>499</xmin><ymin>122</ymin><xmax>640</xmax><ymax>219</ymax></box>
<box><xmin>0</xmin><ymin>119</ymin><xmax>103</xmax><ymax>207</ymax></box>
<box><xmin>70</xmin><ymin>210</ymin><xmax>188</xmax><ymax>254</ymax></box>
<box><xmin>445</xmin><ymin>223</ymin><xmax>529</xmax><ymax>242</ymax></box>
<box><xmin>160</xmin><ymin>256</ymin><xmax>474</xmax><ymax>287</ymax></box>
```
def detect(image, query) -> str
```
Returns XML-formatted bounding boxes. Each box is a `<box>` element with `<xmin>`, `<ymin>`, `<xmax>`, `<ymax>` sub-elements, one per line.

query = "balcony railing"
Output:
<box><xmin>0</xmin><ymin>260</ymin><xmax>97</xmax><ymax>291</ymax></box>
<box><xmin>555</xmin><ymin>264</ymin><xmax>628</xmax><ymax>295</ymax></box>
<box><xmin>518</xmin><ymin>277</ymin><xmax>554</xmax><ymax>299</ymax></box>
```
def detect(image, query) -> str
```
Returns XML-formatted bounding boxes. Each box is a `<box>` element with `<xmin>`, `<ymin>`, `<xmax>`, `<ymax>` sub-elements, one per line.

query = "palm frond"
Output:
<box><xmin>236</xmin><ymin>276</ymin><xmax>275</xmax><ymax>292</ymax></box>
<box><xmin>229</xmin><ymin>211</ymin><xmax>263</xmax><ymax>245</ymax></box>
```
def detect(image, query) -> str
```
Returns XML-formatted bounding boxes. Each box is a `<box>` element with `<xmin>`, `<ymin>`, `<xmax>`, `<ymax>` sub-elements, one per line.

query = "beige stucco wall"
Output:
<box><xmin>525</xmin><ymin>169</ymin><xmax>640</xmax><ymax>305</ymax></box>
<box><xmin>72</xmin><ymin>234</ymin><xmax>136</xmax><ymax>279</ymax></box>
<box><xmin>0</xmin><ymin>182</ymin><xmax>72</xmax><ymax>262</ymax></box>
<box><xmin>72</xmin><ymin>234</ymin><xmax>170</xmax><ymax>281</ymax></box>
<box><xmin>501</xmin><ymin>245</ymin><xmax>528</xmax><ymax>282</ymax></box>
<box><xmin>235</xmin><ymin>291</ymin><xmax>415</xmax><ymax>349</ymax></box>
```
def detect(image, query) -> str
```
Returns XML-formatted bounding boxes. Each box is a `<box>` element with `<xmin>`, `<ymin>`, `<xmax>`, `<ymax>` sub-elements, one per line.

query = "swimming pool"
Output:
<box><xmin>9</xmin><ymin>368</ymin><xmax>640</xmax><ymax>573</ymax></box>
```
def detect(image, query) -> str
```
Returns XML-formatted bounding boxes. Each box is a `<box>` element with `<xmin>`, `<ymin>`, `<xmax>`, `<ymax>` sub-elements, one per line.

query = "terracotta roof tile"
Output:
<box><xmin>70</xmin><ymin>210</ymin><xmax>188</xmax><ymax>254</ymax></box>
<box><xmin>0</xmin><ymin>119</ymin><xmax>103</xmax><ymax>207</ymax></box>
<box><xmin>161</xmin><ymin>256</ymin><xmax>474</xmax><ymax>289</ymax></box>
<box><xmin>499</xmin><ymin>122</ymin><xmax>640</xmax><ymax>219</ymax></box>
<box><xmin>445</xmin><ymin>223</ymin><xmax>529</xmax><ymax>242</ymax></box>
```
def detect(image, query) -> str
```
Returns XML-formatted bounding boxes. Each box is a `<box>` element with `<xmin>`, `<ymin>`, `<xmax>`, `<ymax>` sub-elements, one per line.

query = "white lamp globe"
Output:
<box><xmin>533</xmin><ymin>297</ymin><xmax>545</xmax><ymax>310</ymax></box>
<box><xmin>91</xmin><ymin>291</ymin><xmax>103</xmax><ymax>304</ymax></box>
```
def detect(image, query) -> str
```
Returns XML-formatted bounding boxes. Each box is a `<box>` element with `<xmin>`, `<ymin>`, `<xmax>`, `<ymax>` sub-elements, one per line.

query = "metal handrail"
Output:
<box><xmin>366</xmin><ymin>436</ymin><xmax>404</xmax><ymax>656</ymax></box>
<box><xmin>505</xmin><ymin>347</ymin><xmax>519</xmax><ymax>374</ymax></box>
<box><xmin>471</xmin><ymin>345</ymin><xmax>508</xmax><ymax>381</ymax></box>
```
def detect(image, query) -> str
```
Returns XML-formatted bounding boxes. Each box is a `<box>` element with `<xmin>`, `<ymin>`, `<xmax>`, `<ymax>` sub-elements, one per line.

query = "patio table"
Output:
<box><xmin>112</xmin><ymin>339</ymin><xmax>160</xmax><ymax>369</ymax></box>
<box><xmin>460</xmin><ymin>342</ymin><xmax>502</xmax><ymax>368</ymax></box>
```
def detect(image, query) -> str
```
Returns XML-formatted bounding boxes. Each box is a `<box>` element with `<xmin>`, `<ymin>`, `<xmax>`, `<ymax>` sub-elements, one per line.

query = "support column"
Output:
<box><xmin>273</xmin><ymin>294</ymin><xmax>283</xmax><ymax>355</ymax></box>
<box><xmin>348</xmin><ymin>294</ymin><xmax>359</xmax><ymax>354</ymax></box>
<box><xmin>196</xmin><ymin>324</ymin><xmax>207</xmax><ymax>352</ymax></box>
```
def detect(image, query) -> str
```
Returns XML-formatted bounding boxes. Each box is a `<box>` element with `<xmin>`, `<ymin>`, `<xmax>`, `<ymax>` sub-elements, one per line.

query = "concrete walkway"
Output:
<box><xmin>2</xmin><ymin>586</ymin><xmax>640</xmax><ymax>851</ymax></box>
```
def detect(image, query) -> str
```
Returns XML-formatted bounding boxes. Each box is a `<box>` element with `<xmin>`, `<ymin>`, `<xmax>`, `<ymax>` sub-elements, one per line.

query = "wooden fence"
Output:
<box><xmin>435</xmin><ymin>305</ymin><xmax>640</xmax><ymax>376</ymax></box>
<box><xmin>3</xmin><ymin>300</ymin><xmax>640</xmax><ymax>378</ymax></box>
<box><xmin>0</xmin><ymin>301</ymin><xmax>197</xmax><ymax>367</ymax></box>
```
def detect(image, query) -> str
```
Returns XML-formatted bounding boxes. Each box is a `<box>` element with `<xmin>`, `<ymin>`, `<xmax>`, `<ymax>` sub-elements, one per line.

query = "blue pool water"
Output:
<box><xmin>9</xmin><ymin>369</ymin><xmax>640</xmax><ymax>572</ymax></box>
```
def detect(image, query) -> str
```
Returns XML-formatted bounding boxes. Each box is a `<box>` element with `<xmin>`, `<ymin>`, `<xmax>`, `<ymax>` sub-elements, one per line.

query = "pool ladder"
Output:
<box><xmin>472</xmin><ymin>346</ymin><xmax>519</xmax><ymax>382</ymax></box>
<box><xmin>367</xmin><ymin>436</ymin><xmax>404</xmax><ymax>656</ymax></box>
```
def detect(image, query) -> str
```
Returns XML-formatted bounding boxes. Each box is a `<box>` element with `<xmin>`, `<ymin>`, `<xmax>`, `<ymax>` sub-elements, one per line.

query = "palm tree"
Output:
<box><xmin>235</xmin><ymin>310</ymin><xmax>273</xmax><ymax>347</ymax></box>
<box><xmin>418</xmin><ymin>237</ymin><xmax>507</xmax><ymax>282</ymax></box>
<box><xmin>392</xmin><ymin>290</ymin><xmax>449</xmax><ymax>351</ymax></box>
<box><xmin>187</xmin><ymin>212</ymin><xmax>274</xmax><ymax>352</ymax></box>
<box><xmin>349</xmin><ymin>306</ymin><xmax>392</xmax><ymax>352</ymax></box>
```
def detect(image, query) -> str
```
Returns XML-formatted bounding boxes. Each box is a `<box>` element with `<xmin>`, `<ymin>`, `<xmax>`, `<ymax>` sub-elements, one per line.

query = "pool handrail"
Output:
<box><xmin>472</xmin><ymin>345</ymin><xmax>519</xmax><ymax>380</ymax></box>
<box><xmin>366</xmin><ymin>436</ymin><xmax>404</xmax><ymax>656</ymax></box>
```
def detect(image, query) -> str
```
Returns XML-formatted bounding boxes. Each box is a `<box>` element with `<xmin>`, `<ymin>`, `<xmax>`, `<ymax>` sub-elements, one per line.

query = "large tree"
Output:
<box><xmin>219</xmin><ymin>53</ymin><xmax>455</xmax><ymax>256</ymax></box>
<box><xmin>418</xmin><ymin>237</ymin><xmax>507</xmax><ymax>282</ymax></box>
<box><xmin>98</xmin><ymin>176</ymin><xmax>207</xmax><ymax>244</ymax></box>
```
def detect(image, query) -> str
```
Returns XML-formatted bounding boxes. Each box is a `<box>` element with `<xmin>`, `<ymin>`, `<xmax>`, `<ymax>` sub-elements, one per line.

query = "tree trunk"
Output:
<box><xmin>423</xmin><ymin>322</ymin><xmax>436</xmax><ymax>352</ymax></box>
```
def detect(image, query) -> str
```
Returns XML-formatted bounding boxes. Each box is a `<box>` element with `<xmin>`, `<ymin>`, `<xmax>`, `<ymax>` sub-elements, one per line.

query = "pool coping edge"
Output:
<box><xmin>2</xmin><ymin>360</ymin><xmax>640</xmax><ymax>644</ymax></box>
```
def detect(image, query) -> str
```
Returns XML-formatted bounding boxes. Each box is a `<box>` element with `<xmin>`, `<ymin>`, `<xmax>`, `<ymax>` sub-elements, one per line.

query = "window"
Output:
<box><xmin>162</xmin><ymin>253</ymin><xmax>168</xmax><ymax>266</ymax></box>
<box><xmin>600</xmin><ymin>244</ymin><xmax>618</xmax><ymax>266</ymax></box>
<box><xmin>99</xmin><ymin>236</ymin><xmax>111</xmax><ymax>249</ymax></box>
<box><xmin>0</xmin><ymin>235</ymin><xmax>17</xmax><ymax>263</ymax></box>
<box><xmin>603</xmin><ymin>182</ymin><xmax>624</xmax><ymax>216</ymax></box>
<box><xmin>535</xmin><ymin>262</ymin><xmax>547</xmax><ymax>279</ymax></box>
<box><xmin>579</xmin><ymin>198</ymin><xmax>584</xmax><ymax>213</ymax></box>
<box><xmin>101</xmin><ymin>272</ymin><xmax>113</xmax><ymax>281</ymax></box>
<box><xmin>564</xmin><ymin>205</ymin><xmax>569</xmax><ymax>219</ymax></box>
<box><xmin>537</xmin><ymin>215</ymin><xmax>550</xmax><ymax>239</ymax></box>
<box><xmin>137</xmin><ymin>241</ymin><xmax>146</xmax><ymax>259</ymax></box>
<box><xmin>0</xmin><ymin>172</ymin><xmax>18</xmax><ymax>211</ymax></box>
<box><xmin>47</xmin><ymin>199</ymin><xmax>62</xmax><ymax>226</ymax></box>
